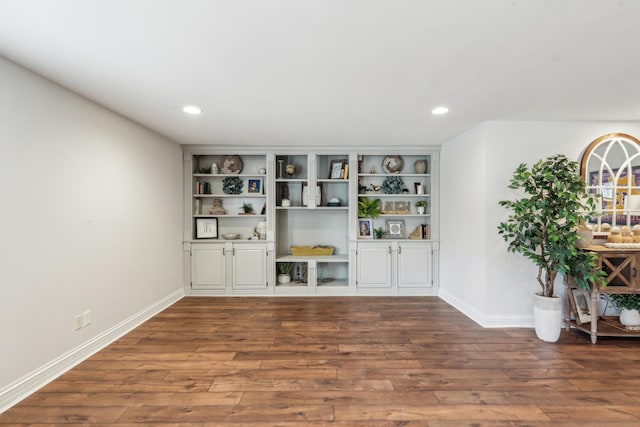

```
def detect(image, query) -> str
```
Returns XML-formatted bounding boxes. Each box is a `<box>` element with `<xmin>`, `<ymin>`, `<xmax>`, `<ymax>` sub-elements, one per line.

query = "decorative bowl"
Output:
<box><xmin>221</xmin><ymin>233</ymin><xmax>240</xmax><ymax>240</ymax></box>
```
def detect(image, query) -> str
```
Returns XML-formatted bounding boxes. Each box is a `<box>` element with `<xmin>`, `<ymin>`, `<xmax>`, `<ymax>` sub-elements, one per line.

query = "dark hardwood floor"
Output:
<box><xmin>2</xmin><ymin>296</ymin><xmax>640</xmax><ymax>426</ymax></box>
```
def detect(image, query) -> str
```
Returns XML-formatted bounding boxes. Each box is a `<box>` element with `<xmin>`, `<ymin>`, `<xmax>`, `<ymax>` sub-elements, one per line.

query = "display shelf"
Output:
<box><xmin>567</xmin><ymin>318</ymin><xmax>640</xmax><ymax>338</ymax></box>
<box><xmin>184</xmin><ymin>148</ymin><xmax>438</xmax><ymax>296</ymax></box>
<box><xmin>276</xmin><ymin>254</ymin><xmax>349</xmax><ymax>263</ymax></box>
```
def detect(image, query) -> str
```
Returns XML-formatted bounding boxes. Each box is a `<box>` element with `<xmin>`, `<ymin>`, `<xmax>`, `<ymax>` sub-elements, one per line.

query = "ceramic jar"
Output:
<box><xmin>414</xmin><ymin>159</ymin><xmax>428</xmax><ymax>174</ymax></box>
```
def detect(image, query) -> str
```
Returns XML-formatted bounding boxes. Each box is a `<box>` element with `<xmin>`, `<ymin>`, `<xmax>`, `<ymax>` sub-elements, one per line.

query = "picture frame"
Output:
<box><xmin>329</xmin><ymin>159</ymin><xmax>349</xmax><ymax>179</ymax></box>
<box><xmin>358</xmin><ymin>219</ymin><xmax>373</xmax><ymax>239</ymax></box>
<box><xmin>386</xmin><ymin>219</ymin><xmax>405</xmax><ymax>239</ymax></box>
<box><xmin>195</xmin><ymin>218</ymin><xmax>218</xmax><ymax>239</ymax></box>
<box><xmin>247</xmin><ymin>178</ymin><xmax>262</xmax><ymax>194</ymax></box>
<box><xmin>570</xmin><ymin>288</ymin><xmax>592</xmax><ymax>324</ymax></box>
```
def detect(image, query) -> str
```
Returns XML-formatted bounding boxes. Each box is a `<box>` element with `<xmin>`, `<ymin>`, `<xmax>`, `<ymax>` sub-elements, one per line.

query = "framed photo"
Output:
<box><xmin>358</xmin><ymin>219</ymin><xmax>373</xmax><ymax>239</ymax></box>
<box><xmin>329</xmin><ymin>159</ymin><xmax>348</xmax><ymax>179</ymax></box>
<box><xmin>570</xmin><ymin>288</ymin><xmax>592</xmax><ymax>324</ymax></box>
<box><xmin>247</xmin><ymin>178</ymin><xmax>262</xmax><ymax>194</ymax></box>
<box><xmin>195</xmin><ymin>218</ymin><xmax>218</xmax><ymax>239</ymax></box>
<box><xmin>386</xmin><ymin>219</ymin><xmax>405</xmax><ymax>239</ymax></box>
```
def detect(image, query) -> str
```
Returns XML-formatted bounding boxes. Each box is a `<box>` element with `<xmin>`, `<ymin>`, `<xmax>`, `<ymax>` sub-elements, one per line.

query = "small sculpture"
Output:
<box><xmin>209</xmin><ymin>198</ymin><xmax>225</xmax><ymax>215</ymax></box>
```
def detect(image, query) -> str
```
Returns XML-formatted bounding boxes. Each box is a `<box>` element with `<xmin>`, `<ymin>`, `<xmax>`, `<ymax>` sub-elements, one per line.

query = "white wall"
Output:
<box><xmin>0</xmin><ymin>56</ymin><xmax>184</xmax><ymax>405</ymax></box>
<box><xmin>441</xmin><ymin>121</ymin><xmax>640</xmax><ymax>326</ymax></box>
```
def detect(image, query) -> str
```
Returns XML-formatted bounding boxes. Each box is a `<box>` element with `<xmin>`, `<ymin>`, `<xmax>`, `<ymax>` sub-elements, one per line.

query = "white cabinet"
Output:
<box><xmin>231</xmin><ymin>243</ymin><xmax>268</xmax><ymax>290</ymax></box>
<box><xmin>356</xmin><ymin>241</ymin><xmax>434</xmax><ymax>295</ymax></box>
<box><xmin>356</xmin><ymin>242</ymin><xmax>393</xmax><ymax>288</ymax></box>
<box><xmin>191</xmin><ymin>243</ymin><xmax>226</xmax><ymax>290</ymax></box>
<box><xmin>190</xmin><ymin>242</ymin><xmax>269</xmax><ymax>294</ymax></box>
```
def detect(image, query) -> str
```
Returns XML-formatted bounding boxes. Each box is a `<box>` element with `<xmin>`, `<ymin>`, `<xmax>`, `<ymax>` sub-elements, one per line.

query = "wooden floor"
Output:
<box><xmin>3</xmin><ymin>297</ymin><xmax>640</xmax><ymax>426</ymax></box>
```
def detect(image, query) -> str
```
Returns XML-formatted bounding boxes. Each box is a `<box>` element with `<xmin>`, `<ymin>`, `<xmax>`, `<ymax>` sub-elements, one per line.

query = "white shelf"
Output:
<box><xmin>358</xmin><ymin>193</ymin><xmax>430</xmax><ymax>197</ymax></box>
<box><xmin>193</xmin><ymin>214</ymin><xmax>266</xmax><ymax>218</ymax></box>
<box><xmin>194</xmin><ymin>194</ymin><xmax>266</xmax><ymax>198</ymax></box>
<box><xmin>276</xmin><ymin>254</ymin><xmax>349</xmax><ymax>263</ymax></box>
<box><xmin>359</xmin><ymin>173</ymin><xmax>430</xmax><ymax>177</ymax></box>
<box><xmin>194</xmin><ymin>173</ymin><xmax>267</xmax><ymax>178</ymax></box>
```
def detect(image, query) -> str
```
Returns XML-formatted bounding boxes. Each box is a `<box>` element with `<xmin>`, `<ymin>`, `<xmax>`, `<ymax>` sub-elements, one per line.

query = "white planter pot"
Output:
<box><xmin>619</xmin><ymin>308</ymin><xmax>640</xmax><ymax>326</ymax></box>
<box><xmin>277</xmin><ymin>274</ymin><xmax>291</xmax><ymax>284</ymax></box>
<box><xmin>534</xmin><ymin>294</ymin><xmax>562</xmax><ymax>342</ymax></box>
<box><xmin>417</xmin><ymin>206</ymin><xmax>425</xmax><ymax>215</ymax></box>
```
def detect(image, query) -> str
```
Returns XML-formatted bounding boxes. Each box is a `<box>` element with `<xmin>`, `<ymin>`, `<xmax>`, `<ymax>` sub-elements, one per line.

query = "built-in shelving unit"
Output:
<box><xmin>182</xmin><ymin>147</ymin><xmax>439</xmax><ymax>296</ymax></box>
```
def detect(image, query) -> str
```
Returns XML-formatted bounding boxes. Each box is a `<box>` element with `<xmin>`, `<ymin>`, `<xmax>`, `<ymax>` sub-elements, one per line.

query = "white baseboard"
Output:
<box><xmin>439</xmin><ymin>289</ymin><xmax>534</xmax><ymax>328</ymax></box>
<box><xmin>0</xmin><ymin>288</ymin><xmax>184</xmax><ymax>413</ymax></box>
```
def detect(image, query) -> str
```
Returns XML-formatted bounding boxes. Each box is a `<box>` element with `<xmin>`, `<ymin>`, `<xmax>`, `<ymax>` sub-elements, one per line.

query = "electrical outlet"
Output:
<box><xmin>82</xmin><ymin>310</ymin><xmax>91</xmax><ymax>327</ymax></box>
<box><xmin>75</xmin><ymin>314</ymin><xmax>83</xmax><ymax>330</ymax></box>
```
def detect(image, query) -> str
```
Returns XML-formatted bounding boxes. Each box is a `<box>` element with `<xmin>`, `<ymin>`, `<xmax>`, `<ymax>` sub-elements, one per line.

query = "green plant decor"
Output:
<box><xmin>242</xmin><ymin>203</ymin><xmax>254</xmax><ymax>214</ymax></box>
<box><xmin>374</xmin><ymin>227</ymin><xmax>386</xmax><ymax>239</ymax></box>
<box><xmin>497</xmin><ymin>154</ymin><xmax>605</xmax><ymax>297</ymax></box>
<box><xmin>381</xmin><ymin>176</ymin><xmax>406</xmax><ymax>194</ymax></box>
<box><xmin>358</xmin><ymin>197</ymin><xmax>381</xmax><ymax>218</ymax></box>
<box><xmin>222</xmin><ymin>176</ymin><xmax>243</xmax><ymax>194</ymax></box>
<box><xmin>277</xmin><ymin>262</ymin><xmax>293</xmax><ymax>275</ymax></box>
<box><xmin>609</xmin><ymin>294</ymin><xmax>640</xmax><ymax>311</ymax></box>
<box><xmin>415</xmin><ymin>200</ymin><xmax>428</xmax><ymax>208</ymax></box>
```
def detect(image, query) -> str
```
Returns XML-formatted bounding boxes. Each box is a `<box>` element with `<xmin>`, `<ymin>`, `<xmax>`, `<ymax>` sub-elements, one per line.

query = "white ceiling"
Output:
<box><xmin>1</xmin><ymin>0</ymin><xmax>639</xmax><ymax>146</ymax></box>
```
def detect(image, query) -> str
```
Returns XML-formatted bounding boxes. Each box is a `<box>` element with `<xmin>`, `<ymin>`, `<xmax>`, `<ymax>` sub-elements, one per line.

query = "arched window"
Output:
<box><xmin>581</xmin><ymin>133</ymin><xmax>640</xmax><ymax>230</ymax></box>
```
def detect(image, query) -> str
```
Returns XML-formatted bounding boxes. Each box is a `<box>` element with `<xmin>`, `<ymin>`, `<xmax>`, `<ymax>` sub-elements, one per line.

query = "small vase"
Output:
<box><xmin>414</xmin><ymin>160</ymin><xmax>428</xmax><ymax>174</ymax></box>
<box><xmin>417</xmin><ymin>206</ymin><xmax>425</xmax><ymax>215</ymax></box>
<box><xmin>619</xmin><ymin>308</ymin><xmax>640</xmax><ymax>326</ymax></box>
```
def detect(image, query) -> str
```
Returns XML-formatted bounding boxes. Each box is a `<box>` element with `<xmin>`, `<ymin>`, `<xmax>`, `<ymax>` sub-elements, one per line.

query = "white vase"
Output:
<box><xmin>277</xmin><ymin>274</ymin><xmax>291</xmax><ymax>284</ymax></box>
<box><xmin>619</xmin><ymin>308</ymin><xmax>640</xmax><ymax>326</ymax></box>
<box><xmin>534</xmin><ymin>294</ymin><xmax>562</xmax><ymax>342</ymax></box>
<box><xmin>417</xmin><ymin>206</ymin><xmax>425</xmax><ymax>215</ymax></box>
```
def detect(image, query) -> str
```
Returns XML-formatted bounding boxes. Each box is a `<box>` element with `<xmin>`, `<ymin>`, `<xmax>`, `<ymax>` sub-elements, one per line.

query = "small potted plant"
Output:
<box><xmin>277</xmin><ymin>262</ymin><xmax>293</xmax><ymax>284</ymax></box>
<box><xmin>374</xmin><ymin>227</ymin><xmax>386</xmax><ymax>239</ymax></box>
<box><xmin>415</xmin><ymin>200</ymin><xmax>428</xmax><ymax>215</ymax></box>
<box><xmin>241</xmin><ymin>202</ymin><xmax>254</xmax><ymax>215</ymax></box>
<box><xmin>609</xmin><ymin>294</ymin><xmax>640</xmax><ymax>326</ymax></box>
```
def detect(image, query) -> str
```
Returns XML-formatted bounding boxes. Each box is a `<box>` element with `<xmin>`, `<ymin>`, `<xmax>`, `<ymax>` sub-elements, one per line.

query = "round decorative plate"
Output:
<box><xmin>221</xmin><ymin>155</ymin><xmax>243</xmax><ymax>174</ymax></box>
<box><xmin>382</xmin><ymin>155</ymin><xmax>404</xmax><ymax>174</ymax></box>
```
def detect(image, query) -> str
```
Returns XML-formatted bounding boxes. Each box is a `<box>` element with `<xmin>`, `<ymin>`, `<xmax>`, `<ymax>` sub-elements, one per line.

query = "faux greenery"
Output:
<box><xmin>242</xmin><ymin>202</ymin><xmax>254</xmax><ymax>214</ymax></box>
<box><xmin>609</xmin><ymin>294</ymin><xmax>640</xmax><ymax>311</ymax></box>
<box><xmin>222</xmin><ymin>176</ymin><xmax>243</xmax><ymax>194</ymax></box>
<box><xmin>497</xmin><ymin>154</ymin><xmax>605</xmax><ymax>297</ymax></box>
<box><xmin>277</xmin><ymin>262</ymin><xmax>293</xmax><ymax>275</ymax></box>
<box><xmin>415</xmin><ymin>200</ymin><xmax>428</xmax><ymax>208</ymax></box>
<box><xmin>381</xmin><ymin>176</ymin><xmax>407</xmax><ymax>194</ymax></box>
<box><xmin>374</xmin><ymin>227</ymin><xmax>386</xmax><ymax>239</ymax></box>
<box><xmin>358</xmin><ymin>197</ymin><xmax>382</xmax><ymax>218</ymax></box>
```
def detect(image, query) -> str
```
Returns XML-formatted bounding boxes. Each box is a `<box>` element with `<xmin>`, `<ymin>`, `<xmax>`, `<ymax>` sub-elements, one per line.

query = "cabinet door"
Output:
<box><xmin>397</xmin><ymin>243</ymin><xmax>432</xmax><ymax>288</ymax></box>
<box><xmin>191</xmin><ymin>244</ymin><xmax>226</xmax><ymax>290</ymax></box>
<box><xmin>357</xmin><ymin>243</ymin><xmax>392</xmax><ymax>288</ymax></box>
<box><xmin>232</xmin><ymin>244</ymin><xmax>267</xmax><ymax>289</ymax></box>
<box><xmin>598</xmin><ymin>252</ymin><xmax>639</xmax><ymax>290</ymax></box>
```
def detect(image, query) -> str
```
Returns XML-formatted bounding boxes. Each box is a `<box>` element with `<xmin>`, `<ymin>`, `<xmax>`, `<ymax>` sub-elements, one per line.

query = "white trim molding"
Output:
<box><xmin>439</xmin><ymin>290</ymin><xmax>534</xmax><ymax>329</ymax></box>
<box><xmin>0</xmin><ymin>289</ymin><xmax>184</xmax><ymax>413</ymax></box>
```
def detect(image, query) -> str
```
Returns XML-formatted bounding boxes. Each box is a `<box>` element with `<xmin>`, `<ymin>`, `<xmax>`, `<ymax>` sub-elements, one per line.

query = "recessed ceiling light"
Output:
<box><xmin>432</xmin><ymin>106</ymin><xmax>449</xmax><ymax>115</ymax></box>
<box><xmin>182</xmin><ymin>105</ymin><xmax>202</xmax><ymax>115</ymax></box>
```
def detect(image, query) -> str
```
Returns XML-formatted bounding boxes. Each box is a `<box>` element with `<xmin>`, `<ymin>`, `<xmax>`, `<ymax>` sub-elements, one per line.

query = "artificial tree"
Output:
<box><xmin>498</xmin><ymin>154</ymin><xmax>605</xmax><ymax>297</ymax></box>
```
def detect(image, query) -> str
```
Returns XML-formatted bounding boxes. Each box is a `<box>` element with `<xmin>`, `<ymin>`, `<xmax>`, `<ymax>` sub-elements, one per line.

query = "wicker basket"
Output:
<box><xmin>290</xmin><ymin>245</ymin><xmax>335</xmax><ymax>256</ymax></box>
